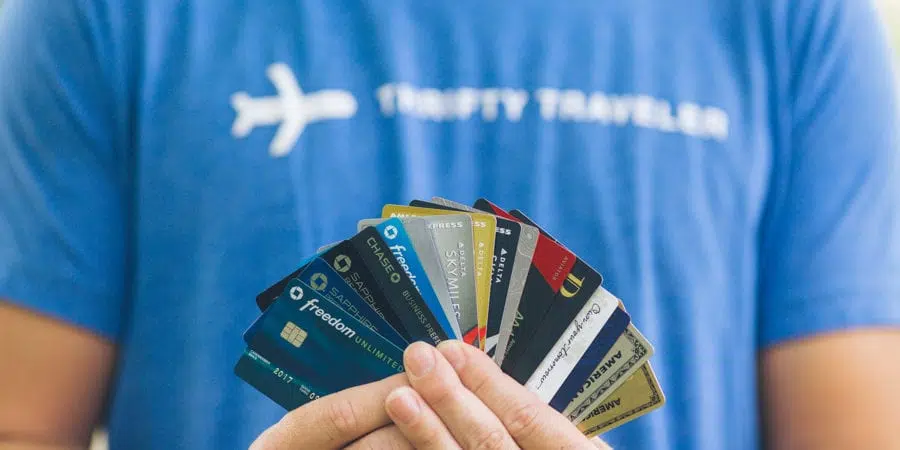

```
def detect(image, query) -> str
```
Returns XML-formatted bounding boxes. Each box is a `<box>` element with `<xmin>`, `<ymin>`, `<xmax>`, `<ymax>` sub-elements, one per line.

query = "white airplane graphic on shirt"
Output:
<box><xmin>230</xmin><ymin>63</ymin><xmax>358</xmax><ymax>157</ymax></box>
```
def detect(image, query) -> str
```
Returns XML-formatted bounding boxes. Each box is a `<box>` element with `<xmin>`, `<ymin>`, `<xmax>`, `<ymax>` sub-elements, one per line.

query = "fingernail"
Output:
<box><xmin>437</xmin><ymin>340</ymin><xmax>466</xmax><ymax>370</ymax></box>
<box><xmin>405</xmin><ymin>342</ymin><xmax>435</xmax><ymax>378</ymax></box>
<box><xmin>385</xmin><ymin>387</ymin><xmax>420</xmax><ymax>425</ymax></box>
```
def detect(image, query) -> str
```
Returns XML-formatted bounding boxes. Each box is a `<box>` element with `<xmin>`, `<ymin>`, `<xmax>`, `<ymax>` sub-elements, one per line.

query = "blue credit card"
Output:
<box><xmin>244</xmin><ymin>278</ymin><xmax>405</xmax><ymax>394</ymax></box>
<box><xmin>234</xmin><ymin>348</ymin><xmax>324</xmax><ymax>410</ymax></box>
<box><xmin>373</xmin><ymin>218</ymin><xmax>459</xmax><ymax>339</ymax></box>
<box><xmin>297</xmin><ymin>257</ymin><xmax>408</xmax><ymax>349</ymax></box>
<box><xmin>547</xmin><ymin>306</ymin><xmax>631</xmax><ymax>411</ymax></box>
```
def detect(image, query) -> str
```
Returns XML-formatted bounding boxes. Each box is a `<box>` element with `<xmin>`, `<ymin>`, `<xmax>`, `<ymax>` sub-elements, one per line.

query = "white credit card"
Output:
<box><xmin>524</xmin><ymin>286</ymin><xmax>618</xmax><ymax>402</ymax></box>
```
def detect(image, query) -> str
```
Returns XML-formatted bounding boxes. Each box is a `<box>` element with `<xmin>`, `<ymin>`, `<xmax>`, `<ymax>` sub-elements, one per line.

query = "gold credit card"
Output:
<box><xmin>565</xmin><ymin>324</ymin><xmax>654</xmax><ymax>422</ymax></box>
<box><xmin>575</xmin><ymin>362</ymin><xmax>665</xmax><ymax>438</ymax></box>
<box><xmin>382</xmin><ymin>204</ymin><xmax>496</xmax><ymax>348</ymax></box>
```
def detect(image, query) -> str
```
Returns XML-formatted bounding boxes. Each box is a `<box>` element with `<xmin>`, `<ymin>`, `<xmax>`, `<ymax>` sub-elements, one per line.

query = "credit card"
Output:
<box><xmin>387</xmin><ymin>204</ymin><xmax>496</xmax><ymax>348</ymax></box>
<box><xmin>505</xmin><ymin>258</ymin><xmax>605</xmax><ymax>383</ymax></box>
<box><xmin>473</xmin><ymin>199</ymin><xmax>575</xmax><ymax>369</ymax></box>
<box><xmin>322</xmin><ymin>241</ymin><xmax>411</xmax><ymax>340</ymax></box>
<box><xmin>565</xmin><ymin>325</ymin><xmax>654</xmax><ymax>422</ymax></box>
<box><xmin>255</xmin><ymin>253</ymin><xmax>318</xmax><ymax>311</ymax></box>
<box><xmin>358</xmin><ymin>217</ymin><xmax>461</xmax><ymax>339</ymax></box>
<box><xmin>414</xmin><ymin>198</ymin><xmax>522</xmax><ymax>354</ymax></box>
<box><xmin>244</xmin><ymin>279</ymin><xmax>405</xmax><ymax>393</ymax></box>
<box><xmin>351</xmin><ymin>225</ymin><xmax>449</xmax><ymax>345</ymax></box>
<box><xmin>422</xmin><ymin>214</ymin><xmax>478</xmax><ymax>345</ymax></box>
<box><xmin>505</xmin><ymin>207</ymin><xmax>658</xmax><ymax>422</ymax></box>
<box><xmin>317</xmin><ymin>242</ymin><xmax>340</xmax><ymax>253</ymax></box>
<box><xmin>547</xmin><ymin>306</ymin><xmax>631</xmax><ymax>411</ymax></box>
<box><xmin>381</xmin><ymin>205</ymin><xmax>488</xmax><ymax>347</ymax></box>
<box><xmin>234</xmin><ymin>348</ymin><xmax>323</xmax><ymax>410</ymax></box>
<box><xmin>370</xmin><ymin>218</ymin><xmax>458</xmax><ymax>339</ymax></box>
<box><xmin>508</xmin><ymin>211</ymin><xmax>607</xmax><ymax>349</ymax></box>
<box><xmin>297</xmin><ymin>257</ymin><xmax>407</xmax><ymax>349</ymax></box>
<box><xmin>505</xmin><ymin>208</ymin><xmax>624</xmax><ymax>400</ymax></box>
<box><xmin>523</xmin><ymin>286</ymin><xmax>619</xmax><ymax>403</ymax></box>
<box><xmin>493</xmin><ymin>222</ymin><xmax>538</xmax><ymax>365</ymax></box>
<box><xmin>575</xmin><ymin>363</ymin><xmax>665</xmax><ymax>437</ymax></box>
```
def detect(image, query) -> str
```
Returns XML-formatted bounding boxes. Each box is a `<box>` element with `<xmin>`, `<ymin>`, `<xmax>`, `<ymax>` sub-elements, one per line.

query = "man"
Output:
<box><xmin>2</xmin><ymin>0</ymin><xmax>900</xmax><ymax>449</ymax></box>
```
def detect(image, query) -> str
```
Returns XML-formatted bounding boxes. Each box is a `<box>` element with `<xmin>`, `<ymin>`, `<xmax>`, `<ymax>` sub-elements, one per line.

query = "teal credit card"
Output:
<box><xmin>242</xmin><ymin>278</ymin><xmax>405</xmax><ymax>396</ymax></box>
<box><xmin>234</xmin><ymin>348</ymin><xmax>323</xmax><ymax>410</ymax></box>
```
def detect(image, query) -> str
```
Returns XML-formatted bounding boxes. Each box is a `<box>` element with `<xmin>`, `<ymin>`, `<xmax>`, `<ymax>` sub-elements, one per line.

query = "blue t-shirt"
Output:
<box><xmin>2</xmin><ymin>1</ymin><xmax>900</xmax><ymax>449</ymax></box>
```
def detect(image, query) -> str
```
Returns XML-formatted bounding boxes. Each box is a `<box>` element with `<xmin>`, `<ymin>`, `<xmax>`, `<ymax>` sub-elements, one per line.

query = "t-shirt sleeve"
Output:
<box><xmin>758</xmin><ymin>0</ymin><xmax>900</xmax><ymax>348</ymax></box>
<box><xmin>0</xmin><ymin>0</ymin><xmax>132</xmax><ymax>340</ymax></box>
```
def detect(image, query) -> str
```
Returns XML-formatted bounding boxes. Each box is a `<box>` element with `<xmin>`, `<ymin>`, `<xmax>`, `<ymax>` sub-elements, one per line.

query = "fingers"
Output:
<box><xmin>592</xmin><ymin>437</ymin><xmax>614</xmax><ymax>449</ymax></box>
<box><xmin>436</xmin><ymin>340</ymin><xmax>591</xmax><ymax>449</ymax></box>
<box><xmin>250</xmin><ymin>373</ymin><xmax>408</xmax><ymax>450</ymax></box>
<box><xmin>345</xmin><ymin>425</ymin><xmax>414</xmax><ymax>450</ymax></box>
<box><xmin>384</xmin><ymin>386</ymin><xmax>461</xmax><ymax>450</ymax></box>
<box><xmin>404</xmin><ymin>342</ymin><xmax>520</xmax><ymax>449</ymax></box>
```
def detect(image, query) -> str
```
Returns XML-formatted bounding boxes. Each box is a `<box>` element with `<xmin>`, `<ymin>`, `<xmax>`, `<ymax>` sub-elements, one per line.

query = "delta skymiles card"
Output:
<box><xmin>235</xmin><ymin>197</ymin><xmax>665</xmax><ymax>438</ymax></box>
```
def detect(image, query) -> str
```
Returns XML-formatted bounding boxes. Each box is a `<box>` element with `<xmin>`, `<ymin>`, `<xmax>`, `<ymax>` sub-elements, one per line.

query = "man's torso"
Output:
<box><xmin>109</xmin><ymin>1</ymin><xmax>777</xmax><ymax>448</ymax></box>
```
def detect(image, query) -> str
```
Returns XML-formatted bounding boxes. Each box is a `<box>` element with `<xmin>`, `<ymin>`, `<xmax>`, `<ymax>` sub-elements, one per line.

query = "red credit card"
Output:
<box><xmin>473</xmin><ymin>199</ymin><xmax>576</xmax><ymax>373</ymax></box>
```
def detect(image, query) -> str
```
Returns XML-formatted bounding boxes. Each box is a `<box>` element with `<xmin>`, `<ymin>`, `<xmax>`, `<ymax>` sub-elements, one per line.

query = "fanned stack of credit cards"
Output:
<box><xmin>235</xmin><ymin>198</ymin><xmax>666</xmax><ymax>437</ymax></box>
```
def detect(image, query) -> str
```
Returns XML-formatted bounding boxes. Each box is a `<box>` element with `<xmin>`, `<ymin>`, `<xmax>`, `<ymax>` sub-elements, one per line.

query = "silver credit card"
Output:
<box><xmin>431</xmin><ymin>197</ymin><xmax>537</xmax><ymax>361</ymax></box>
<box><xmin>421</xmin><ymin>214</ymin><xmax>477</xmax><ymax>343</ymax></box>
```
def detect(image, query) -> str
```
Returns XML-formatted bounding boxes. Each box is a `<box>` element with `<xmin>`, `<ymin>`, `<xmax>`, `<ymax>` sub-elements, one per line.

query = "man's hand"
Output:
<box><xmin>355</xmin><ymin>341</ymin><xmax>605</xmax><ymax>449</ymax></box>
<box><xmin>252</xmin><ymin>341</ymin><xmax>609</xmax><ymax>449</ymax></box>
<box><xmin>249</xmin><ymin>373</ymin><xmax>410</xmax><ymax>449</ymax></box>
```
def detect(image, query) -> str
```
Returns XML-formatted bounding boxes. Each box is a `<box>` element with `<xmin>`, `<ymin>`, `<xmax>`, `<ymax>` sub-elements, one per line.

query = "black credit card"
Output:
<box><xmin>505</xmin><ymin>258</ymin><xmax>604</xmax><ymax>383</ymax></box>
<box><xmin>322</xmin><ymin>241</ymin><xmax>411</xmax><ymax>341</ymax></box>
<box><xmin>255</xmin><ymin>254</ymin><xmax>318</xmax><ymax>311</ymax></box>
<box><xmin>504</xmin><ymin>209</ymin><xmax>606</xmax><ymax>381</ymax></box>
<box><xmin>473</xmin><ymin>199</ymin><xmax>576</xmax><ymax>373</ymax></box>
<box><xmin>350</xmin><ymin>226</ymin><xmax>449</xmax><ymax>345</ymax></box>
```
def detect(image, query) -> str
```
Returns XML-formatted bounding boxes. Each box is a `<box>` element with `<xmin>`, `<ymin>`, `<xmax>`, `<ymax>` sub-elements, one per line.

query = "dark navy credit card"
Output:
<box><xmin>547</xmin><ymin>305</ymin><xmax>630</xmax><ymax>411</ymax></box>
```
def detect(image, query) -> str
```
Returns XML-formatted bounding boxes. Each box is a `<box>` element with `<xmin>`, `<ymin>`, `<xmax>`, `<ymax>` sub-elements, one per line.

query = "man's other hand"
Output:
<box><xmin>251</xmin><ymin>341</ymin><xmax>610</xmax><ymax>449</ymax></box>
<box><xmin>357</xmin><ymin>341</ymin><xmax>605</xmax><ymax>450</ymax></box>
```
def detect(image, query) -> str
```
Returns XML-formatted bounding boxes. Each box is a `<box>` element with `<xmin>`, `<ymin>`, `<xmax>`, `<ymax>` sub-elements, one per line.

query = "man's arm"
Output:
<box><xmin>761</xmin><ymin>330</ymin><xmax>900</xmax><ymax>449</ymax></box>
<box><xmin>0</xmin><ymin>302</ymin><xmax>116</xmax><ymax>449</ymax></box>
<box><xmin>0</xmin><ymin>0</ymin><xmax>133</xmax><ymax>446</ymax></box>
<box><xmin>757</xmin><ymin>1</ymin><xmax>900</xmax><ymax>448</ymax></box>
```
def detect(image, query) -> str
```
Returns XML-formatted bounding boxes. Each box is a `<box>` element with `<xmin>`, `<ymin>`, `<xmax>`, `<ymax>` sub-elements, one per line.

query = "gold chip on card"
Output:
<box><xmin>280</xmin><ymin>322</ymin><xmax>308</xmax><ymax>348</ymax></box>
